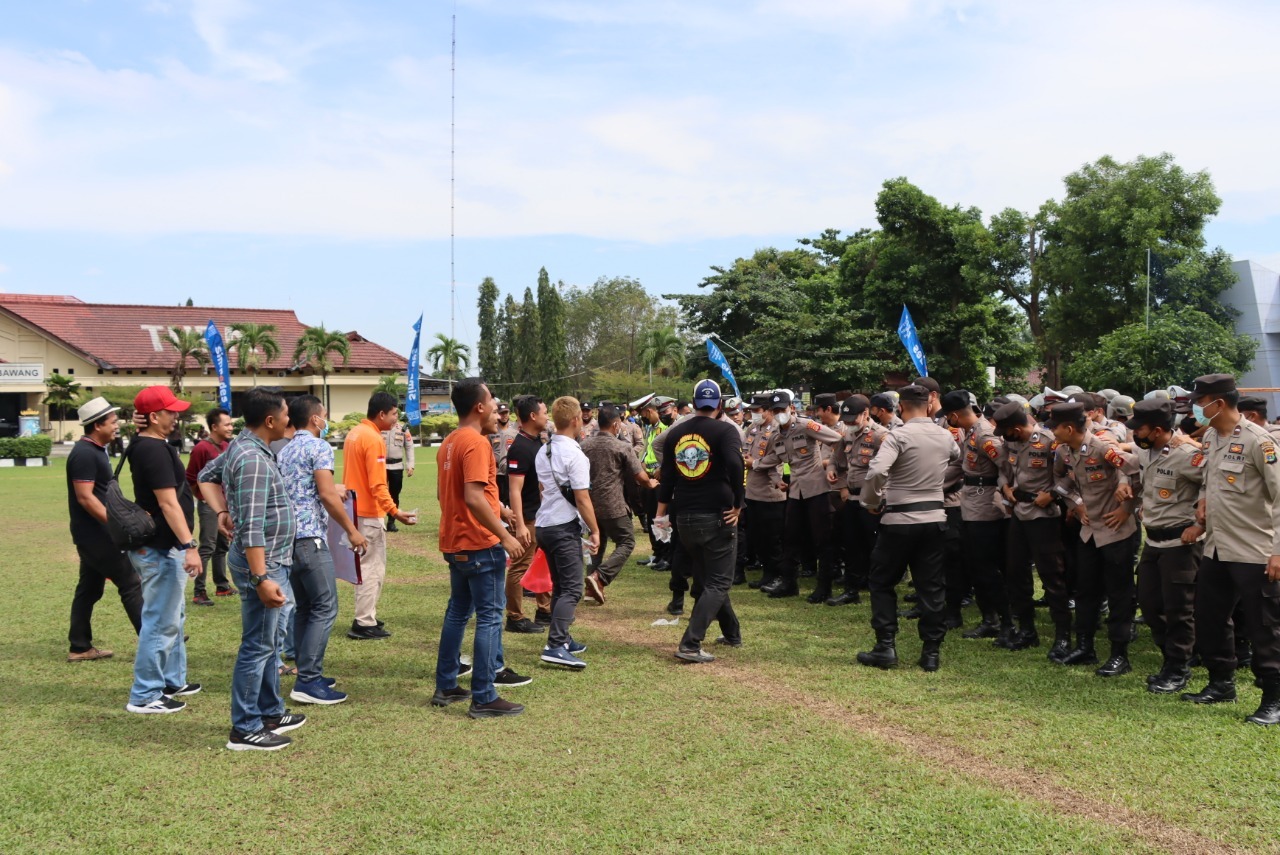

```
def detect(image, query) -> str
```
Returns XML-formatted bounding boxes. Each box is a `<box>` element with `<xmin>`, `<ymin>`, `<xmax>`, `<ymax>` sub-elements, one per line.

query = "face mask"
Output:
<box><xmin>750</xmin><ymin>412</ymin><xmax>763</xmax><ymax>425</ymax></box>
<box><xmin>1133</xmin><ymin>431</ymin><xmax>1153</xmax><ymax>450</ymax></box>
<box><xmin>660</xmin><ymin>414</ymin><xmax>674</xmax><ymax>426</ymax></box>
<box><xmin>776</xmin><ymin>412</ymin><xmax>791</xmax><ymax>427</ymax></box>
<box><xmin>318</xmin><ymin>419</ymin><xmax>330</xmax><ymax>439</ymax></box>
<box><xmin>1192</xmin><ymin>401</ymin><xmax>1215</xmax><ymax>427</ymax></box>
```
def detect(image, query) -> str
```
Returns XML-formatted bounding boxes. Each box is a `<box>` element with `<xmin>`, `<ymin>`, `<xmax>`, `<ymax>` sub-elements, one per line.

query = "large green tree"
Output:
<box><xmin>536</xmin><ymin>268</ymin><xmax>570</xmax><ymax>400</ymax></box>
<box><xmin>426</xmin><ymin>334</ymin><xmax>471</xmax><ymax>380</ymax></box>
<box><xmin>476</xmin><ymin>276</ymin><xmax>500</xmax><ymax>382</ymax></box>
<box><xmin>495</xmin><ymin>295</ymin><xmax>519</xmax><ymax>389</ymax></box>
<box><xmin>43</xmin><ymin>373</ymin><xmax>81</xmax><ymax>441</ymax></box>
<box><xmin>293</xmin><ymin>325</ymin><xmax>350</xmax><ymax>413</ymax></box>
<box><xmin>513</xmin><ymin>287</ymin><xmax>541</xmax><ymax>387</ymax></box>
<box><xmin>166</xmin><ymin>326</ymin><xmax>208</xmax><ymax>393</ymax></box>
<box><xmin>1068</xmin><ymin>306</ymin><xmax>1254</xmax><ymax>393</ymax></box>
<box><xmin>230</xmin><ymin>322</ymin><xmax>280</xmax><ymax>387</ymax></box>
<box><xmin>562</xmin><ymin>276</ymin><xmax>678</xmax><ymax>377</ymax></box>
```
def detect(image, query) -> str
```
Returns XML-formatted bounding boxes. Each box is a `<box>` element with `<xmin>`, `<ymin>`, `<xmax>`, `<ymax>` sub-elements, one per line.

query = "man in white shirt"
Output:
<box><xmin>534</xmin><ymin>397</ymin><xmax>601</xmax><ymax>669</ymax></box>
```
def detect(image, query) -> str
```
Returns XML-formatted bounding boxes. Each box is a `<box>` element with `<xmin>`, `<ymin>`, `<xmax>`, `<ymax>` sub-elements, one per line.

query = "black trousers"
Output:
<box><xmin>535</xmin><ymin>520</ymin><xmax>584</xmax><ymax>648</ymax></box>
<box><xmin>961</xmin><ymin>518</ymin><xmax>1010</xmax><ymax>622</ymax></box>
<box><xmin>641</xmin><ymin>484</ymin><xmax>669</xmax><ymax>562</ymax></box>
<box><xmin>678</xmin><ymin>513</ymin><xmax>740</xmax><ymax>649</ymax></box>
<box><xmin>941</xmin><ymin>506</ymin><xmax>965</xmax><ymax>612</ymax></box>
<box><xmin>840</xmin><ymin>498</ymin><xmax>878</xmax><ymax>591</ymax></box>
<box><xmin>1136</xmin><ymin>541</ymin><xmax>1200</xmax><ymax>668</ymax></box>
<box><xmin>780</xmin><ymin>495</ymin><xmax>837</xmax><ymax>586</ymax></box>
<box><xmin>386</xmin><ymin>469</ymin><xmax>404</xmax><ymax>521</ymax></box>
<box><xmin>869</xmin><ymin>521</ymin><xmax>948</xmax><ymax>643</ymax></box>
<box><xmin>69</xmin><ymin>539</ymin><xmax>143</xmax><ymax>653</ymax></box>
<box><xmin>1074</xmin><ymin>532</ymin><xmax>1139</xmax><ymax>647</ymax></box>
<box><xmin>1195</xmin><ymin>553</ymin><xmax>1280</xmax><ymax>682</ymax></box>
<box><xmin>745</xmin><ymin>499</ymin><xmax>785</xmax><ymax>585</ymax></box>
<box><xmin>1006</xmin><ymin>516</ymin><xmax>1069</xmax><ymax>633</ymax></box>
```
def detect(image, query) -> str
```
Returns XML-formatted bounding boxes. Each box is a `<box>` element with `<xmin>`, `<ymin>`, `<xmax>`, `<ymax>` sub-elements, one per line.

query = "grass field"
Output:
<box><xmin>1</xmin><ymin>448</ymin><xmax>1276</xmax><ymax>854</ymax></box>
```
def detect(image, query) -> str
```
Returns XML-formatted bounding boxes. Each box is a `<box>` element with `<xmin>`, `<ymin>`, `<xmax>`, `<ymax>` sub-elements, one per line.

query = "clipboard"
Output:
<box><xmin>328</xmin><ymin>493</ymin><xmax>362</xmax><ymax>585</ymax></box>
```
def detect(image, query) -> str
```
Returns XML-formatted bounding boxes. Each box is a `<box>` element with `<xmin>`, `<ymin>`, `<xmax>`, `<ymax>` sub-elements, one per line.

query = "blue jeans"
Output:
<box><xmin>436</xmin><ymin>546</ymin><xmax>508</xmax><ymax>704</ymax></box>
<box><xmin>127</xmin><ymin>545</ymin><xmax>188</xmax><ymax>705</ymax></box>
<box><xmin>290</xmin><ymin>537</ymin><xmax>338</xmax><ymax>683</ymax></box>
<box><xmin>277</xmin><ymin>581</ymin><xmax>297</xmax><ymax>663</ymax></box>
<box><xmin>228</xmin><ymin>547</ymin><xmax>291</xmax><ymax>734</ymax></box>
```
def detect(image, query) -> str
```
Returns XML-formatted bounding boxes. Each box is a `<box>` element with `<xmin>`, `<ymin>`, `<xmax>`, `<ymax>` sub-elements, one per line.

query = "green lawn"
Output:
<box><xmin>0</xmin><ymin>450</ymin><xmax>1274</xmax><ymax>853</ymax></box>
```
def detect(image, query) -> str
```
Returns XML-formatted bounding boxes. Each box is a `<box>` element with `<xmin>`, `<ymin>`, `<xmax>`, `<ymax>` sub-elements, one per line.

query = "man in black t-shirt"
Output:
<box><xmin>503</xmin><ymin>394</ymin><xmax>552</xmax><ymax>633</ymax></box>
<box><xmin>65</xmin><ymin>397</ymin><xmax>143</xmax><ymax>662</ymax></box>
<box><xmin>656</xmin><ymin>380</ymin><xmax>745</xmax><ymax>662</ymax></box>
<box><xmin>125</xmin><ymin>386</ymin><xmax>203</xmax><ymax>716</ymax></box>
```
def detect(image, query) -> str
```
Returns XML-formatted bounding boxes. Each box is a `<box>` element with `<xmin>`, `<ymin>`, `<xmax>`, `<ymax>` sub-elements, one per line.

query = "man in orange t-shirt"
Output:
<box><xmin>342</xmin><ymin>392</ymin><xmax>417</xmax><ymax>640</ymax></box>
<box><xmin>432</xmin><ymin>378</ymin><xmax>530</xmax><ymax>719</ymax></box>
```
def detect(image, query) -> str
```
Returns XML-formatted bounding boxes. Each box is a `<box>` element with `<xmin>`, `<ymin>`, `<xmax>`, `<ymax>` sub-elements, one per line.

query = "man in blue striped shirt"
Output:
<box><xmin>199</xmin><ymin>389</ymin><xmax>302</xmax><ymax>751</ymax></box>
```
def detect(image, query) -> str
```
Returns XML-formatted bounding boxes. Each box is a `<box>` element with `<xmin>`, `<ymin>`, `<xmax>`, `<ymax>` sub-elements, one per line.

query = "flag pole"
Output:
<box><xmin>1146</xmin><ymin>248</ymin><xmax>1151</xmax><ymax>331</ymax></box>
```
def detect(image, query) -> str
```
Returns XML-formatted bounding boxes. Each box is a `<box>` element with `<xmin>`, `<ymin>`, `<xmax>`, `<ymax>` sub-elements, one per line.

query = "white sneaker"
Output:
<box><xmin>125</xmin><ymin>696</ymin><xmax>187</xmax><ymax>714</ymax></box>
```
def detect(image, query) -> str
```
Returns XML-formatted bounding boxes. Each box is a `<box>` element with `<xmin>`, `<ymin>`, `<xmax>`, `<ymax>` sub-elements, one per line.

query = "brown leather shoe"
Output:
<box><xmin>584</xmin><ymin>572</ymin><xmax>606</xmax><ymax>605</ymax></box>
<box><xmin>67</xmin><ymin>647</ymin><xmax>113</xmax><ymax>662</ymax></box>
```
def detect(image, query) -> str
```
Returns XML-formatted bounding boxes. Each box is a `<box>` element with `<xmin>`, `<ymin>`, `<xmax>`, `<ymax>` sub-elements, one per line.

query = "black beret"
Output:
<box><xmin>939</xmin><ymin>389</ymin><xmax>974</xmax><ymax>414</ymax></box>
<box><xmin>912</xmin><ymin>376</ymin><xmax>941</xmax><ymax>395</ymax></box>
<box><xmin>898</xmin><ymin>384</ymin><xmax>930</xmax><ymax>405</ymax></box>
<box><xmin>1128</xmin><ymin>398</ymin><xmax>1175</xmax><ymax>429</ymax></box>
<box><xmin>1189</xmin><ymin>374</ymin><xmax>1236</xmax><ymax>401</ymax></box>
<box><xmin>992</xmin><ymin>401</ymin><xmax>1028</xmax><ymax>430</ymax></box>
<box><xmin>1046</xmin><ymin>401</ymin><xmax>1087</xmax><ymax>427</ymax></box>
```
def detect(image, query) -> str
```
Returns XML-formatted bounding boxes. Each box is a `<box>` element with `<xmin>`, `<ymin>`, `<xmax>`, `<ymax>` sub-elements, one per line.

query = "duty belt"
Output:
<box><xmin>1145</xmin><ymin>524</ymin><xmax>1194</xmax><ymax>543</ymax></box>
<box><xmin>1012</xmin><ymin>489</ymin><xmax>1039</xmax><ymax>503</ymax></box>
<box><xmin>963</xmin><ymin>475</ymin><xmax>999</xmax><ymax>487</ymax></box>
<box><xmin>883</xmin><ymin>500</ymin><xmax>945</xmax><ymax>514</ymax></box>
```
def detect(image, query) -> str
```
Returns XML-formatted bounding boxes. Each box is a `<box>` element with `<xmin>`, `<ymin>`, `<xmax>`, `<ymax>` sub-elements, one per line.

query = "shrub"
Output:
<box><xmin>0</xmin><ymin>435</ymin><xmax>54</xmax><ymax>459</ymax></box>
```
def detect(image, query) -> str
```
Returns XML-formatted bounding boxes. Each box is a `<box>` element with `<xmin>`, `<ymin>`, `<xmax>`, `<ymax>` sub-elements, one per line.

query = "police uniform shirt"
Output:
<box><xmin>960</xmin><ymin>418</ymin><xmax>1005</xmax><ymax>522</ymax></box>
<box><xmin>997</xmin><ymin>429</ymin><xmax>1061</xmax><ymax>521</ymax></box>
<box><xmin>1137</xmin><ymin>442</ymin><xmax>1203</xmax><ymax>547</ymax></box>
<box><xmin>756</xmin><ymin>416</ymin><xmax>844</xmax><ymax>499</ymax></box>
<box><xmin>818</xmin><ymin>421</ymin><xmax>848</xmax><ymax>494</ymax></box>
<box><xmin>861</xmin><ymin>417</ymin><xmax>960</xmax><ymax>525</ymax></box>
<box><xmin>1201</xmin><ymin>418</ymin><xmax>1280</xmax><ymax>565</ymax></box>
<box><xmin>836</xmin><ymin>422</ymin><xmax>889</xmax><ymax>496</ymax></box>
<box><xmin>1054</xmin><ymin>433</ymin><xmax>1138</xmax><ymax>546</ymax></box>
<box><xmin>744</xmin><ymin>422</ymin><xmax>785</xmax><ymax>502</ymax></box>
<box><xmin>619</xmin><ymin>419</ymin><xmax>645</xmax><ymax>461</ymax></box>
<box><xmin>382</xmin><ymin>424</ymin><xmax>415</xmax><ymax>471</ymax></box>
<box><xmin>491</xmin><ymin>424</ymin><xmax>518</xmax><ymax>474</ymax></box>
<box><xmin>936</xmin><ymin>415</ymin><xmax>964</xmax><ymax>509</ymax></box>
<box><xmin>579</xmin><ymin>420</ymin><xmax>600</xmax><ymax>442</ymax></box>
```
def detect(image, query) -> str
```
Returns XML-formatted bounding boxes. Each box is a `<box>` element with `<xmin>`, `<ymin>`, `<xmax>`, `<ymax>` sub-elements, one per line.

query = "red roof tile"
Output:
<box><xmin>0</xmin><ymin>296</ymin><xmax>407</xmax><ymax>373</ymax></box>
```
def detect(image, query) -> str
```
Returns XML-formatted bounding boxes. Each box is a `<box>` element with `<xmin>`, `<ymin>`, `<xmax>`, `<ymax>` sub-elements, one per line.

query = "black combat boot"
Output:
<box><xmin>1047</xmin><ymin>631</ymin><xmax>1072</xmax><ymax>664</ymax></box>
<box><xmin>992</xmin><ymin>622</ymin><xmax>1019</xmax><ymax>649</ymax></box>
<box><xmin>1148</xmin><ymin>662</ymin><xmax>1190</xmax><ymax>694</ymax></box>
<box><xmin>825</xmin><ymin>589</ymin><xmax>861</xmax><ymax>606</ymax></box>
<box><xmin>1005</xmin><ymin>624</ymin><xmax>1040</xmax><ymax>651</ymax></box>
<box><xmin>1181</xmin><ymin>672</ymin><xmax>1237</xmax><ymax>704</ymax></box>
<box><xmin>942</xmin><ymin>606</ymin><xmax>963</xmax><ymax>630</ymax></box>
<box><xmin>806</xmin><ymin>583</ymin><xmax>832</xmax><ymax>605</ymax></box>
<box><xmin>856</xmin><ymin>634</ymin><xmax>898</xmax><ymax>669</ymax></box>
<box><xmin>666</xmin><ymin>595</ymin><xmax>684</xmax><ymax>616</ymax></box>
<box><xmin>918</xmin><ymin>641</ymin><xmax>941</xmax><ymax>672</ymax></box>
<box><xmin>1095</xmin><ymin>643</ymin><xmax>1131</xmax><ymax>677</ymax></box>
<box><xmin>1245</xmin><ymin>679</ymin><xmax>1280</xmax><ymax>726</ymax></box>
<box><xmin>1060</xmin><ymin>635</ymin><xmax>1098</xmax><ymax>666</ymax></box>
<box><xmin>963</xmin><ymin>612</ymin><xmax>1001</xmax><ymax>639</ymax></box>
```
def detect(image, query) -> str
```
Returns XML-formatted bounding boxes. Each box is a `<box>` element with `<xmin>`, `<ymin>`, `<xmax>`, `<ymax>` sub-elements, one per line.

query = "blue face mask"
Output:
<box><xmin>1192</xmin><ymin>402</ymin><xmax>1214</xmax><ymax>428</ymax></box>
<box><xmin>319</xmin><ymin>419</ymin><xmax>330</xmax><ymax>439</ymax></box>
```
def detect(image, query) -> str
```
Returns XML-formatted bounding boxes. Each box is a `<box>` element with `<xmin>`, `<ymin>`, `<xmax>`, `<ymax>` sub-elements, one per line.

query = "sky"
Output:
<box><xmin>2</xmin><ymin>0</ymin><xmax>1280</xmax><ymax>363</ymax></box>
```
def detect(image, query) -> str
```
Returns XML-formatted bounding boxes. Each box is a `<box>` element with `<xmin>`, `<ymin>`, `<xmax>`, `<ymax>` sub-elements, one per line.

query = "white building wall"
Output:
<box><xmin>1226</xmin><ymin>260</ymin><xmax>1280</xmax><ymax>416</ymax></box>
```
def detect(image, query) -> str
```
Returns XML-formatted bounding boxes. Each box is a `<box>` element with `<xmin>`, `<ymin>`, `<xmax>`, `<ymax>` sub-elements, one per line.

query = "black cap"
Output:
<box><xmin>768</xmin><ymin>390</ymin><xmax>793</xmax><ymax>410</ymax></box>
<box><xmin>840</xmin><ymin>394</ymin><xmax>870</xmax><ymax>422</ymax></box>
<box><xmin>939</xmin><ymin>389</ymin><xmax>974</xmax><ymax>415</ymax></box>
<box><xmin>898</xmin><ymin>384</ymin><xmax>930</xmax><ymax>405</ymax></box>
<box><xmin>1239</xmin><ymin>396</ymin><xmax>1268</xmax><ymax>416</ymax></box>
<box><xmin>581</xmin><ymin>400</ymin><xmax>594</xmax><ymax>410</ymax></box>
<box><xmin>992</xmin><ymin>401</ymin><xmax>1028</xmax><ymax>431</ymax></box>
<box><xmin>1189</xmin><ymin>374</ymin><xmax>1236</xmax><ymax>401</ymax></box>
<box><xmin>912</xmin><ymin>376</ymin><xmax>941</xmax><ymax>395</ymax></box>
<box><xmin>1129</xmin><ymin>398</ymin><xmax>1175</xmax><ymax>429</ymax></box>
<box><xmin>749</xmin><ymin>393</ymin><xmax>771</xmax><ymax>408</ymax></box>
<box><xmin>1046</xmin><ymin>401</ymin><xmax>1086</xmax><ymax>428</ymax></box>
<box><xmin>983</xmin><ymin>395</ymin><xmax>1010</xmax><ymax>419</ymax></box>
<box><xmin>868</xmin><ymin>392</ymin><xmax>895</xmax><ymax>410</ymax></box>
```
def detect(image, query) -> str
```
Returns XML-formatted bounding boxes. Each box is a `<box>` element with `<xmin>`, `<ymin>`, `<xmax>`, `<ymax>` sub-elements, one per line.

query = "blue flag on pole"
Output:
<box><xmin>897</xmin><ymin>306</ymin><xmax>928</xmax><ymax>377</ymax></box>
<box><xmin>204</xmin><ymin>320</ymin><xmax>232</xmax><ymax>410</ymax></box>
<box><xmin>406</xmin><ymin>315</ymin><xmax>422</xmax><ymax>426</ymax></box>
<box><xmin>705</xmin><ymin>338</ymin><xmax>742</xmax><ymax>399</ymax></box>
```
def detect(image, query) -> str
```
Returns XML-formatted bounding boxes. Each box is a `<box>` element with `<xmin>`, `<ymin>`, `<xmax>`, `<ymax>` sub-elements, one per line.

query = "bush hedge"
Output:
<box><xmin>0</xmin><ymin>435</ymin><xmax>54</xmax><ymax>459</ymax></box>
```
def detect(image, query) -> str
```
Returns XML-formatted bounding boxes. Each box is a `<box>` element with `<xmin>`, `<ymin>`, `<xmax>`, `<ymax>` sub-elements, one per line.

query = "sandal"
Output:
<box><xmin>279</xmin><ymin>665</ymin><xmax>298</xmax><ymax>677</ymax></box>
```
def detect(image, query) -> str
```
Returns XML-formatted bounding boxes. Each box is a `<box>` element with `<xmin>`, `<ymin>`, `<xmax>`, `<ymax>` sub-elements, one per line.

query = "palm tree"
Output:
<box><xmin>374</xmin><ymin>374</ymin><xmax>408</xmax><ymax>403</ymax></box>
<box><xmin>43</xmin><ymin>373</ymin><xmax>81</xmax><ymax>441</ymax></box>
<box><xmin>230</xmin><ymin>323</ymin><xmax>280</xmax><ymax>387</ymax></box>
<box><xmin>167</xmin><ymin>326</ymin><xmax>209</xmax><ymax>393</ymax></box>
<box><xmin>426</xmin><ymin>334</ymin><xmax>471</xmax><ymax>406</ymax></box>
<box><xmin>638</xmin><ymin>327</ymin><xmax>686</xmax><ymax>385</ymax></box>
<box><xmin>293</xmin><ymin>325</ymin><xmax>351</xmax><ymax>413</ymax></box>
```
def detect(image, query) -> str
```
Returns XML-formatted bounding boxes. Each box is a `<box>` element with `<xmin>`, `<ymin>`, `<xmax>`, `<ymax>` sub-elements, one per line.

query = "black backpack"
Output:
<box><xmin>104</xmin><ymin>442</ymin><xmax>157</xmax><ymax>550</ymax></box>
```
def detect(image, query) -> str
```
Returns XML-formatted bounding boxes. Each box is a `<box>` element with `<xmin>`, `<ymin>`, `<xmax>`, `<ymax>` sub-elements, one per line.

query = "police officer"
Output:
<box><xmin>830</xmin><ymin>394</ymin><xmax>885</xmax><ymax>606</ymax></box>
<box><xmin>1127</xmin><ymin>398</ymin><xmax>1204</xmax><ymax>694</ymax></box>
<box><xmin>744</xmin><ymin>394</ymin><xmax>786</xmax><ymax>590</ymax></box>
<box><xmin>490</xmin><ymin>400</ymin><xmax>517</xmax><ymax>506</ymax></box>
<box><xmin>941</xmin><ymin>390</ymin><xmax>1013</xmax><ymax>644</ymax></box>
<box><xmin>1048</xmin><ymin>401</ymin><xmax>1140</xmax><ymax>677</ymax></box>
<box><xmin>867</xmin><ymin>393</ymin><xmax>899</xmax><ymax>429</ymax></box>
<box><xmin>382</xmin><ymin>418</ymin><xmax>416</xmax><ymax>532</ymax></box>
<box><xmin>1181</xmin><ymin>374</ymin><xmax>1280</xmax><ymax>726</ymax></box>
<box><xmin>856</xmin><ymin>384</ymin><xmax>960</xmax><ymax>672</ymax></box>
<box><xmin>753</xmin><ymin>390</ymin><xmax>844</xmax><ymax>598</ymax></box>
<box><xmin>810</xmin><ymin>393</ymin><xmax>848</xmax><ymax>604</ymax></box>
<box><xmin>995</xmin><ymin>401</ymin><xmax>1069</xmax><ymax>656</ymax></box>
<box><xmin>1239</xmin><ymin>396</ymin><xmax>1280</xmax><ymax>437</ymax></box>
<box><xmin>634</xmin><ymin>394</ymin><xmax>669</xmax><ymax>569</ymax></box>
<box><xmin>579</xmin><ymin>400</ymin><xmax>599</xmax><ymax>441</ymax></box>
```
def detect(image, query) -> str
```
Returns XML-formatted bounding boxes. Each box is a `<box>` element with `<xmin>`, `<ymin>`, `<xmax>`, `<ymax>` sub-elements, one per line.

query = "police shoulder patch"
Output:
<box><xmin>1191</xmin><ymin>452</ymin><xmax>1205</xmax><ymax>468</ymax></box>
<box><xmin>1103</xmin><ymin>447</ymin><xmax>1125</xmax><ymax>468</ymax></box>
<box><xmin>806</xmin><ymin>420</ymin><xmax>822</xmax><ymax>432</ymax></box>
<box><xmin>982</xmin><ymin>439</ymin><xmax>1000</xmax><ymax>461</ymax></box>
<box><xmin>1264</xmin><ymin>443</ymin><xmax>1277</xmax><ymax>465</ymax></box>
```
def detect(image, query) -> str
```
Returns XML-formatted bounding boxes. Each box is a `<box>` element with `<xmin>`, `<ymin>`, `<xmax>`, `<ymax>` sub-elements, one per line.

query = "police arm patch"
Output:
<box><xmin>1264</xmin><ymin>443</ymin><xmax>1277</xmax><ymax>465</ymax></box>
<box><xmin>982</xmin><ymin>439</ymin><xmax>1000</xmax><ymax>461</ymax></box>
<box><xmin>1103</xmin><ymin>447</ymin><xmax>1125</xmax><ymax>469</ymax></box>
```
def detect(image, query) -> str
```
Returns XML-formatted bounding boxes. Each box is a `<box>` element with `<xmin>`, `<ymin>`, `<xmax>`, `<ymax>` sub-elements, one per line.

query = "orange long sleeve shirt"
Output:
<box><xmin>343</xmin><ymin>419</ymin><xmax>398</xmax><ymax>518</ymax></box>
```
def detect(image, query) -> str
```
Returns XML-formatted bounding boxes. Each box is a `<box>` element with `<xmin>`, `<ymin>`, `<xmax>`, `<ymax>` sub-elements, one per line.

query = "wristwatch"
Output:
<box><xmin>248</xmin><ymin>573</ymin><xmax>268</xmax><ymax>587</ymax></box>
<box><xmin>181</xmin><ymin>540</ymin><xmax>198</xmax><ymax>550</ymax></box>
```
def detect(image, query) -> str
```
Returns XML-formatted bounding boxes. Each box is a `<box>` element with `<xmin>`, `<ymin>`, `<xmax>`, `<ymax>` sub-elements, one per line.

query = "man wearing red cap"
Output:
<box><xmin>125</xmin><ymin>386</ymin><xmax>202</xmax><ymax>715</ymax></box>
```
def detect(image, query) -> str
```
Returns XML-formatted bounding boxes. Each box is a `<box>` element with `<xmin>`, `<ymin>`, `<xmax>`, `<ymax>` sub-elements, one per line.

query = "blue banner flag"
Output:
<box><xmin>204</xmin><ymin>320</ymin><xmax>232</xmax><ymax>410</ymax></box>
<box><xmin>405</xmin><ymin>314</ymin><xmax>422</xmax><ymax>426</ymax></box>
<box><xmin>897</xmin><ymin>306</ymin><xmax>928</xmax><ymax>377</ymax></box>
<box><xmin>705</xmin><ymin>338</ymin><xmax>742</xmax><ymax>399</ymax></box>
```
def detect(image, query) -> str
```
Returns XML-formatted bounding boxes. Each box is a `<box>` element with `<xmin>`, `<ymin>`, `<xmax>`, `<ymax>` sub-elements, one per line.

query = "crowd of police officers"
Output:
<box><xmin>485</xmin><ymin>373</ymin><xmax>1280</xmax><ymax>729</ymax></box>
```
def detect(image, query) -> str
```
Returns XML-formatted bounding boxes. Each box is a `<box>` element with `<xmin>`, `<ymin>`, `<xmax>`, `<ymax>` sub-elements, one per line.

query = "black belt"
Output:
<box><xmin>1012</xmin><ymin>489</ymin><xmax>1039</xmax><ymax>502</ymax></box>
<box><xmin>848</xmin><ymin>487</ymin><xmax>861</xmax><ymax>497</ymax></box>
<box><xmin>1145</xmin><ymin>524</ymin><xmax>1194</xmax><ymax>542</ymax></box>
<box><xmin>943</xmin><ymin>485</ymin><xmax>961</xmax><ymax>497</ymax></box>
<box><xmin>963</xmin><ymin>475</ymin><xmax>999</xmax><ymax>487</ymax></box>
<box><xmin>883</xmin><ymin>501</ymin><xmax>944</xmax><ymax>514</ymax></box>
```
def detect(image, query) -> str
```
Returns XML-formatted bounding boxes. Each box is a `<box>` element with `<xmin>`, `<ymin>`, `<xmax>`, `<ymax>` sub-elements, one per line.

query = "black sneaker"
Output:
<box><xmin>431</xmin><ymin>686</ymin><xmax>472</xmax><ymax>707</ymax></box>
<box><xmin>506</xmin><ymin>618</ymin><xmax>546</xmax><ymax>634</ymax></box>
<box><xmin>468</xmin><ymin>697</ymin><xmax>525</xmax><ymax>718</ymax></box>
<box><xmin>125</xmin><ymin>696</ymin><xmax>186</xmax><ymax>714</ymax></box>
<box><xmin>457</xmin><ymin>661</ymin><xmax>473</xmax><ymax>677</ymax></box>
<box><xmin>226</xmin><ymin>728</ymin><xmax>292</xmax><ymax>751</ymax></box>
<box><xmin>347</xmin><ymin>622</ymin><xmax>391</xmax><ymax>640</ymax></box>
<box><xmin>262</xmin><ymin>710</ymin><xmax>307</xmax><ymax>733</ymax></box>
<box><xmin>714</xmin><ymin>636</ymin><xmax>742</xmax><ymax>648</ymax></box>
<box><xmin>533</xmin><ymin>611</ymin><xmax>552</xmax><ymax>626</ymax></box>
<box><xmin>494</xmin><ymin>668</ymin><xmax>532</xmax><ymax>687</ymax></box>
<box><xmin>163</xmin><ymin>682</ymin><xmax>202</xmax><ymax>697</ymax></box>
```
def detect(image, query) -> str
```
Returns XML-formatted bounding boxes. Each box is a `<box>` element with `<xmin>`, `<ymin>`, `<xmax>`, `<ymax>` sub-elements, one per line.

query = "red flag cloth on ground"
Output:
<box><xmin>522</xmin><ymin>549</ymin><xmax>552</xmax><ymax>593</ymax></box>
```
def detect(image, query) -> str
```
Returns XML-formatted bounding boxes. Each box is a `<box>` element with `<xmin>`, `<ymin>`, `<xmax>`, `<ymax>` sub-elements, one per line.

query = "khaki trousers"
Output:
<box><xmin>353</xmin><ymin>517</ymin><xmax>388</xmax><ymax>627</ymax></box>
